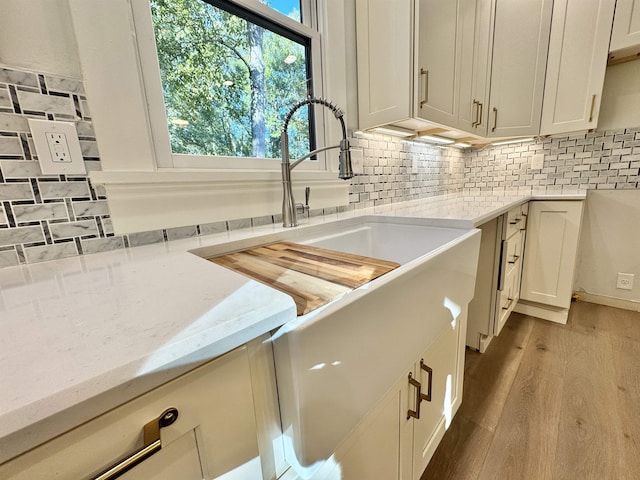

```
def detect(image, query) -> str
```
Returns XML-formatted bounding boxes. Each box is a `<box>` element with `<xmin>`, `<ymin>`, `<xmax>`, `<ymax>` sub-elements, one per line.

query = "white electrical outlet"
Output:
<box><xmin>616</xmin><ymin>272</ymin><xmax>634</xmax><ymax>290</ymax></box>
<box><xmin>28</xmin><ymin>119</ymin><xmax>86</xmax><ymax>174</ymax></box>
<box><xmin>46</xmin><ymin>133</ymin><xmax>73</xmax><ymax>163</ymax></box>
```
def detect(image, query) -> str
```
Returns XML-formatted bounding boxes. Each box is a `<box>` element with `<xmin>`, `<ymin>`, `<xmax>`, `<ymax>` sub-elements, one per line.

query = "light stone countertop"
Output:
<box><xmin>0</xmin><ymin>189</ymin><xmax>585</xmax><ymax>463</ymax></box>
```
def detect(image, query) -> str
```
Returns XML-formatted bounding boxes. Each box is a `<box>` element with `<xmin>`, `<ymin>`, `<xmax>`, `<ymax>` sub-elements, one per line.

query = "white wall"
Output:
<box><xmin>0</xmin><ymin>0</ymin><xmax>81</xmax><ymax>79</ymax></box>
<box><xmin>574</xmin><ymin>190</ymin><xmax>640</xmax><ymax>307</ymax></box>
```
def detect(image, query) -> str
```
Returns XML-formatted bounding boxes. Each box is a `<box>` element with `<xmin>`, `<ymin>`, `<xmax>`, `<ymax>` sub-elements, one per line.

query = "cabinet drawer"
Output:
<box><xmin>505</xmin><ymin>205</ymin><xmax>526</xmax><ymax>239</ymax></box>
<box><xmin>500</xmin><ymin>229</ymin><xmax>523</xmax><ymax>283</ymax></box>
<box><xmin>496</xmin><ymin>261</ymin><xmax>520</xmax><ymax>335</ymax></box>
<box><xmin>1</xmin><ymin>347</ymin><xmax>262</xmax><ymax>480</ymax></box>
<box><xmin>519</xmin><ymin>202</ymin><xmax>529</xmax><ymax>231</ymax></box>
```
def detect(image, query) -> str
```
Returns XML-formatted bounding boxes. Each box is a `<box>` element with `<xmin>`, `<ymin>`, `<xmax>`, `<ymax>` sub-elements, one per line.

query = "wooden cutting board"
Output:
<box><xmin>208</xmin><ymin>242</ymin><xmax>400</xmax><ymax>316</ymax></box>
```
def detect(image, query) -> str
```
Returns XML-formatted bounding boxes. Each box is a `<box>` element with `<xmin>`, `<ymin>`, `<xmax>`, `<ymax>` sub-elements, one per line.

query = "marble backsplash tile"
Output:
<box><xmin>464</xmin><ymin>129</ymin><xmax>640</xmax><ymax>192</ymax></box>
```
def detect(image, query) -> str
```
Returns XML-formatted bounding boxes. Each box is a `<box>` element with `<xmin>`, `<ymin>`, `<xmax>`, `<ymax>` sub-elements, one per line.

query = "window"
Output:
<box><xmin>70</xmin><ymin>0</ymin><xmax>349</xmax><ymax>233</ymax></box>
<box><xmin>150</xmin><ymin>0</ymin><xmax>316</xmax><ymax>162</ymax></box>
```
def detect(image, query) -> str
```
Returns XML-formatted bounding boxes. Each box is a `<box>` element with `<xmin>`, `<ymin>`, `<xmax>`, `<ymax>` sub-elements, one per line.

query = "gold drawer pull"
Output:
<box><xmin>472</xmin><ymin>100</ymin><xmax>479</xmax><ymax>126</ymax></box>
<box><xmin>508</xmin><ymin>255</ymin><xmax>521</xmax><ymax>265</ymax></box>
<box><xmin>420</xmin><ymin>68</ymin><xmax>429</xmax><ymax>107</ymax></box>
<box><xmin>509</xmin><ymin>217</ymin><xmax>522</xmax><ymax>225</ymax></box>
<box><xmin>407</xmin><ymin>372</ymin><xmax>422</xmax><ymax>419</ymax></box>
<box><xmin>91</xmin><ymin>408</ymin><xmax>179</xmax><ymax>480</ymax></box>
<box><xmin>420</xmin><ymin>359</ymin><xmax>433</xmax><ymax>403</ymax></box>
<box><xmin>502</xmin><ymin>297</ymin><xmax>514</xmax><ymax>310</ymax></box>
<box><xmin>589</xmin><ymin>94</ymin><xmax>596</xmax><ymax>122</ymax></box>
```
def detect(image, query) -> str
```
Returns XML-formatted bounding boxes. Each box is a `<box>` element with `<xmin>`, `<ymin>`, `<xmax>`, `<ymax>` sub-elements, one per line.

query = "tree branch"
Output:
<box><xmin>215</xmin><ymin>37</ymin><xmax>250</xmax><ymax>71</ymax></box>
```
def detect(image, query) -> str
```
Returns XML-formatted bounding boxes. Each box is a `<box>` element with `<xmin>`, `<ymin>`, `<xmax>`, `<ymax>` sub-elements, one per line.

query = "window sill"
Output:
<box><xmin>89</xmin><ymin>170</ymin><xmax>350</xmax><ymax>234</ymax></box>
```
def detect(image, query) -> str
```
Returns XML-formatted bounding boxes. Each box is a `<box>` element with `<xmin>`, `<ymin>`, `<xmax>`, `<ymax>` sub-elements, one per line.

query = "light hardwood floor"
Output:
<box><xmin>422</xmin><ymin>300</ymin><xmax>640</xmax><ymax>480</ymax></box>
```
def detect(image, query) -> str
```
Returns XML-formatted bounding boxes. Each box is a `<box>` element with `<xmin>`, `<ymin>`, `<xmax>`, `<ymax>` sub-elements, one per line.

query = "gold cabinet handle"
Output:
<box><xmin>502</xmin><ymin>297</ymin><xmax>514</xmax><ymax>310</ymax></box>
<box><xmin>407</xmin><ymin>372</ymin><xmax>422</xmax><ymax>419</ymax></box>
<box><xmin>492</xmin><ymin>107</ymin><xmax>498</xmax><ymax>132</ymax></box>
<box><xmin>508</xmin><ymin>255</ymin><xmax>521</xmax><ymax>265</ymax></box>
<box><xmin>91</xmin><ymin>408</ymin><xmax>179</xmax><ymax>480</ymax></box>
<box><xmin>477</xmin><ymin>102</ymin><xmax>483</xmax><ymax>127</ymax></box>
<box><xmin>420</xmin><ymin>68</ymin><xmax>429</xmax><ymax>107</ymax></box>
<box><xmin>589</xmin><ymin>94</ymin><xmax>596</xmax><ymax>122</ymax></box>
<box><xmin>509</xmin><ymin>217</ymin><xmax>522</xmax><ymax>225</ymax></box>
<box><xmin>419</xmin><ymin>359</ymin><xmax>433</xmax><ymax>403</ymax></box>
<box><xmin>472</xmin><ymin>100</ymin><xmax>479</xmax><ymax>126</ymax></box>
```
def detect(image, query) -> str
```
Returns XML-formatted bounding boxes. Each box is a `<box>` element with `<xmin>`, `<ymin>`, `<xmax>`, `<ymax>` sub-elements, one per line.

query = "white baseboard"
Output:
<box><xmin>574</xmin><ymin>292</ymin><xmax>640</xmax><ymax>312</ymax></box>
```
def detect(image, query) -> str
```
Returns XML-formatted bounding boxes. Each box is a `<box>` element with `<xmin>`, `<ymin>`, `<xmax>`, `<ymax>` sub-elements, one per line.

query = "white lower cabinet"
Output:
<box><xmin>410</xmin><ymin>323</ymin><xmax>459</xmax><ymax>478</ymax></box>
<box><xmin>516</xmin><ymin>200</ymin><xmax>584</xmax><ymax>324</ymax></box>
<box><xmin>467</xmin><ymin>202</ymin><xmax>528</xmax><ymax>352</ymax></box>
<box><xmin>314</xmin><ymin>315</ymin><xmax>463</xmax><ymax>480</ymax></box>
<box><xmin>0</xmin><ymin>338</ymin><xmax>283</xmax><ymax>480</ymax></box>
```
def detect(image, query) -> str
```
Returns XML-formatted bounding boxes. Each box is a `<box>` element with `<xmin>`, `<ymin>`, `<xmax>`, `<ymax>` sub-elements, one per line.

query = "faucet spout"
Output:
<box><xmin>281</xmin><ymin>97</ymin><xmax>353</xmax><ymax>228</ymax></box>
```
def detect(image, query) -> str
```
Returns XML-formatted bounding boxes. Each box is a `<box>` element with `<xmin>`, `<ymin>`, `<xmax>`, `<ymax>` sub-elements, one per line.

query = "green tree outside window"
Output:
<box><xmin>150</xmin><ymin>0</ymin><xmax>312</xmax><ymax>161</ymax></box>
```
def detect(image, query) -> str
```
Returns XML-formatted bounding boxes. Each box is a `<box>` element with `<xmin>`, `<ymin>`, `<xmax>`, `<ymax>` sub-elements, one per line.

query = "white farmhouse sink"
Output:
<box><xmin>267</xmin><ymin>217</ymin><xmax>481</xmax><ymax>476</ymax></box>
<box><xmin>192</xmin><ymin>216</ymin><xmax>481</xmax><ymax>476</ymax></box>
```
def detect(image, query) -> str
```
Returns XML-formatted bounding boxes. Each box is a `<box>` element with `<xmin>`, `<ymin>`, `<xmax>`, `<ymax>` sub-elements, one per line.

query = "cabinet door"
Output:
<box><xmin>487</xmin><ymin>0</ymin><xmax>552</xmax><ymax>138</ymax></box>
<box><xmin>610</xmin><ymin>0</ymin><xmax>640</xmax><ymax>52</ymax></box>
<box><xmin>415</xmin><ymin>0</ymin><xmax>461</xmax><ymax>126</ymax></box>
<box><xmin>520</xmin><ymin>201</ymin><xmax>584</xmax><ymax>309</ymax></box>
<box><xmin>412</xmin><ymin>324</ymin><xmax>458</xmax><ymax>479</ymax></box>
<box><xmin>540</xmin><ymin>0</ymin><xmax>616</xmax><ymax>135</ymax></box>
<box><xmin>0</xmin><ymin>347</ymin><xmax>262</xmax><ymax>480</ymax></box>
<box><xmin>356</xmin><ymin>0</ymin><xmax>413</xmax><ymax>129</ymax></box>
<box><xmin>457</xmin><ymin>0</ymin><xmax>494</xmax><ymax>135</ymax></box>
<box><xmin>325</xmin><ymin>374</ymin><xmax>413</xmax><ymax>480</ymax></box>
<box><xmin>466</xmin><ymin>216</ymin><xmax>502</xmax><ymax>350</ymax></box>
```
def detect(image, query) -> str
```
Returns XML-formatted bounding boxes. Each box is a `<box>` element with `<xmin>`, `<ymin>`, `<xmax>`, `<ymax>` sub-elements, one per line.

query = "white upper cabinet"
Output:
<box><xmin>540</xmin><ymin>0</ymin><xmax>616</xmax><ymax>135</ymax></box>
<box><xmin>415</xmin><ymin>0</ymin><xmax>462</xmax><ymax>126</ymax></box>
<box><xmin>610</xmin><ymin>0</ymin><xmax>640</xmax><ymax>52</ymax></box>
<box><xmin>356</xmin><ymin>0</ymin><xmax>622</xmax><ymax>139</ymax></box>
<box><xmin>356</xmin><ymin>0</ymin><xmax>471</xmax><ymax>131</ymax></box>
<box><xmin>486</xmin><ymin>0</ymin><xmax>553</xmax><ymax>137</ymax></box>
<box><xmin>355</xmin><ymin>0</ymin><xmax>413</xmax><ymax>129</ymax></box>
<box><xmin>355</xmin><ymin>0</ymin><xmax>553</xmax><ymax>137</ymax></box>
<box><xmin>457</xmin><ymin>0</ymin><xmax>494</xmax><ymax>134</ymax></box>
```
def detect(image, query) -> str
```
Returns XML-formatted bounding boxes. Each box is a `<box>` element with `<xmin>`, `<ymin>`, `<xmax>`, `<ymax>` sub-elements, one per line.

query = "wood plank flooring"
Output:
<box><xmin>422</xmin><ymin>301</ymin><xmax>640</xmax><ymax>480</ymax></box>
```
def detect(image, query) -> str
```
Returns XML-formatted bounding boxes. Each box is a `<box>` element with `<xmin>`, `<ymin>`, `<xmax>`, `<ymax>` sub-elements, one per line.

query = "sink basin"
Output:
<box><xmin>263</xmin><ymin>217</ymin><xmax>481</xmax><ymax>475</ymax></box>
<box><xmin>297</xmin><ymin>219</ymin><xmax>467</xmax><ymax>264</ymax></box>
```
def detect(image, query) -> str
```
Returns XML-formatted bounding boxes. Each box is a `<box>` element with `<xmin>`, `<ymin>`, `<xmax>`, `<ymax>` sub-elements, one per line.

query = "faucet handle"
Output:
<box><xmin>295</xmin><ymin>187</ymin><xmax>311</xmax><ymax>216</ymax></box>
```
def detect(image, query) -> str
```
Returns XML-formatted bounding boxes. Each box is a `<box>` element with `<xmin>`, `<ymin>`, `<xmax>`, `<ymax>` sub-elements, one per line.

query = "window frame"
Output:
<box><xmin>69</xmin><ymin>0</ymin><xmax>350</xmax><ymax>234</ymax></box>
<box><xmin>139</xmin><ymin>0</ymin><xmax>328</xmax><ymax>171</ymax></box>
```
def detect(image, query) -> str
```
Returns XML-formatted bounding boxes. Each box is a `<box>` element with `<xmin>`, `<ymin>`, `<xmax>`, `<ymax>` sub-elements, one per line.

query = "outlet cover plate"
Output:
<box><xmin>28</xmin><ymin>119</ymin><xmax>86</xmax><ymax>175</ymax></box>
<box><xmin>616</xmin><ymin>272</ymin><xmax>634</xmax><ymax>290</ymax></box>
<box><xmin>531</xmin><ymin>153</ymin><xmax>545</xmax><ymax>170</ymax></box>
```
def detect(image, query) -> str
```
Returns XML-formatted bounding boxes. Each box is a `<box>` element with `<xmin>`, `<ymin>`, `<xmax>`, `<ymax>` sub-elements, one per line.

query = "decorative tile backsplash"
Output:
<box><xmin>0</xmin><ymin>63</ymin><xmax>639</xmax><ymax>268</ymax></box>
<box><xmin>464</xmin><ymin>129</ymin><xmax>640</xmax><ymax>192</ymax></box>
<box><xmin>348</xmin><ymin>132</ymin><xmax>466</xmax><ymax>208</ymax></box>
